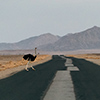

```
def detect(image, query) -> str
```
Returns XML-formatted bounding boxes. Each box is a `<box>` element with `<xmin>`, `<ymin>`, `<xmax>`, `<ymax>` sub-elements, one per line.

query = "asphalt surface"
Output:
<box><xmin>71</xmin><ymin>57</ymin><xmax>100</xmax><ymax>100</ymax></box>
<box><xmin>0</xmin><ymin>55</ymin><xmax>66</xmax><ymax>100</ymax></box>
<box><xmin>1</xmin><ymin>55</ymin><xmax>100</xmax><ymax>100</ymax></box>
<box><xmin>43</xmin><ymin>71</ymin><xmax>76</xmax><ymax>100</ymax></box>
<box><xmin>43</xmin><ymin>57</ymin><xmax>77</xmax><ymax>100</ymax></box>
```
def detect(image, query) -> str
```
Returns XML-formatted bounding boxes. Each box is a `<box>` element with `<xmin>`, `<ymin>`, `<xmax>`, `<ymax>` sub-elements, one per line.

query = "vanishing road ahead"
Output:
<box><xmin>0</xmin><ymin>55</ymin><xmax>100</xmax><ymax>100</ymax></box>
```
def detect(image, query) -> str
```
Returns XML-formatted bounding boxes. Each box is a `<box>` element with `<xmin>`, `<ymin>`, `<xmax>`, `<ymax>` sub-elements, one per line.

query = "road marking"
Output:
<box><xmin>68</xmin><ymin>67</ymin><xmax>79</xmax><ymax>71</ymax></box>
<box><xmin>65</xmin><ymin>63</ymin><xmax>74</xmax><ymax>67</ymax></box>
<box><xmin>65</xmin><ymin>58</ymin><xmax>79</xmax><ymax>71</ymax></box>
<box><xmin>43</xmin><ymin>71</ymin><xmax>76</xmax><ymax>100</ymax></box>
<box><xmin>66</xmin><ymin>58</ymin><xmax>73</xmax><ymax>64</ymax></box>
<box><xmin>43</xmin><ymin>56</ymin><xmax>79</xmax><ymax>100</ymax></box>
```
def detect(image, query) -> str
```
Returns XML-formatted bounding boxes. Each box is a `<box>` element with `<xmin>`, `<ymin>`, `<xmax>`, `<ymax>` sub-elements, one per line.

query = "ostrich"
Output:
<box><xmin>23</xmin><ymin>47</ymin><xmax>38</xmax><ymax>71</ymax></box>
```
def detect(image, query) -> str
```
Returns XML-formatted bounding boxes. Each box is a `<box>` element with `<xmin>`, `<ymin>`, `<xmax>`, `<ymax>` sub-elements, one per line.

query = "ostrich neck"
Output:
<box><xmin>35</xmin><ymin>49</ymin><xmax>37</xmax><ymax>55</ymax></box>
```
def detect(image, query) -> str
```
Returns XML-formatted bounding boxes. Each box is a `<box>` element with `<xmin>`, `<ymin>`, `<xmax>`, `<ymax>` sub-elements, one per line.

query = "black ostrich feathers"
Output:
<box><xmin>23</xmin><ymin>54</ymin><xmax>37</xmax><ymax>61</ymax></box>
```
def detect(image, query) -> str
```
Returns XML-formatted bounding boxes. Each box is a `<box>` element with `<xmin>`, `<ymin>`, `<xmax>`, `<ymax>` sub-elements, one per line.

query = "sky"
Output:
<box><xmin>0</xmin><ymin>0</ymin><xmax>100</xmax><ymax>43</ymax></box>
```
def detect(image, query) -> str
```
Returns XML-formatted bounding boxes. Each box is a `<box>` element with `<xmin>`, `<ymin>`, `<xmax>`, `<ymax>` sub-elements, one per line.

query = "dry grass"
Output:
<box><xmin>67</xmin><ymin>53</ymin><xmax>100</xmax><ymax>59</ymax></box>
<box><xmin>0</xmin><ymin>55</ymin><xmax>50</xmax><ymax>71</ymax></box>
<box><xmin>67</xmin><ymin>53</ymin><xmax>100</xmax><ymax>65</ymax></box>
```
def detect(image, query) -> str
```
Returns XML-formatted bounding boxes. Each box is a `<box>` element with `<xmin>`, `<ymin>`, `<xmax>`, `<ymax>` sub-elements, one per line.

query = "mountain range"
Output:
<box><xmin>1</xmin><ymin>26</ymin><xmax>100</xmax><ymax>51</ymax></box>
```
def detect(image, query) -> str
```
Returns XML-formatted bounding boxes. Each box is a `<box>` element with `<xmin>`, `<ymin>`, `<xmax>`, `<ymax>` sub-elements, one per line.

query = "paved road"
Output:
<box><xmin>43</xmin><ymin>56</ymin><xmax>78</xmax><ymax>100</ymax></box>
<box><xmin>71</xmin><ymin>57</ymin><xmax>100</xmax><ymax>100</ymax></box>
<box><xmin>43</xmin><ymin>71</ymin><xmax>76</xmax><ymax>100</ymax></box>
<box><xmin>1</xmin><ymin>55</ymin><xmax>100</xmax><ymax>100</ymax></box>
<box><xmin>0</xmin><ymin>55</ymin><xmax>66</xmax><ymax>100</ymax></box>
<box><xmin>44</xmin><ymin>56</ymin><xmax>100</xmax><ymax>100</ymax></box>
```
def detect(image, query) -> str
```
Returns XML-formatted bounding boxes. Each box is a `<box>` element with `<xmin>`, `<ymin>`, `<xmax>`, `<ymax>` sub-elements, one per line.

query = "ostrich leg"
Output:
<box><xmin>31</xmin><ymin>66</ymin><xmax>35</xmax><ymax>70</ymax></box>
<box><xmin>25</xmin><ymin>61</ymin><xmax>30</xmax><ymax>71</ymax></box>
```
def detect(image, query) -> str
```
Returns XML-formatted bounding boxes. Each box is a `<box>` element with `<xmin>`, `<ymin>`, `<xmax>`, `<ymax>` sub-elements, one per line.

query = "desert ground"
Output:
<box><xmin>67</xmin><ymin>53</ymin><xmax>100</xmax><ymax>65</ymax></box>
<box><xmin>0</xmin><ymin>54</ymin><xmax>52</xmax><ymax>79</ymax></box>
<box><xmin>0</xmin><ymin>54</ymin><xmax>51</xmax><ymax>71</ymax></box>
<box><xmin>1</xmin><ymin>53</ymin><xmax>100</xmax><ymax>71</ymax></box>
<box><xmin>0</xmin><ymin>53</ymin><xmax>100</xmax><ymax>79</ymax></box>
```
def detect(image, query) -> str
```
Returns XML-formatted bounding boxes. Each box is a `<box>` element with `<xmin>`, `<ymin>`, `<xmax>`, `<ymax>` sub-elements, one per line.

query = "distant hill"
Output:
<box><xmin>0</xmin><ymin>33</ymin><xmax>60</xmax><ymax>50</ymax></box>
<box><xmin>39</xmin><ymin>26</ymin><xmax>100</xmax><ymax>51</ymax></box>
<box><xmin>1</xmin><ymin>26</ymin><xmax>100</xmax><ymax>51</ymax></box>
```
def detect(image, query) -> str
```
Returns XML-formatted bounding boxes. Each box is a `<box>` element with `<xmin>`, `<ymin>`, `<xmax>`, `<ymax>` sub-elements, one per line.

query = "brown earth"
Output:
<box><xmin>67</xmin><ymin>53</ymin><xmax>100</xmax><ymax>65</ymax></box>
<box><xmin>0</xmin><ymin>55</ymin><xmax>50</xmax><ymax>71</ymax></box>
<box><xmin>0</xmin><ymin>55</ymin><xmax>52</xmax><ymax>79</ymax></box>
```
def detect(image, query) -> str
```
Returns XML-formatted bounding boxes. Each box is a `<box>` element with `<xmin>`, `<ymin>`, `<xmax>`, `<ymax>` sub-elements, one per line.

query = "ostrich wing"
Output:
<box><xmin>23</xmin><ymin>54</ymin><xmax>32</xmax><ymax>60</ymax></box>
<box><xmin>23</xmin><ymin>54</ymin><xmax>36</xmax><ymax>61</ymax></box>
